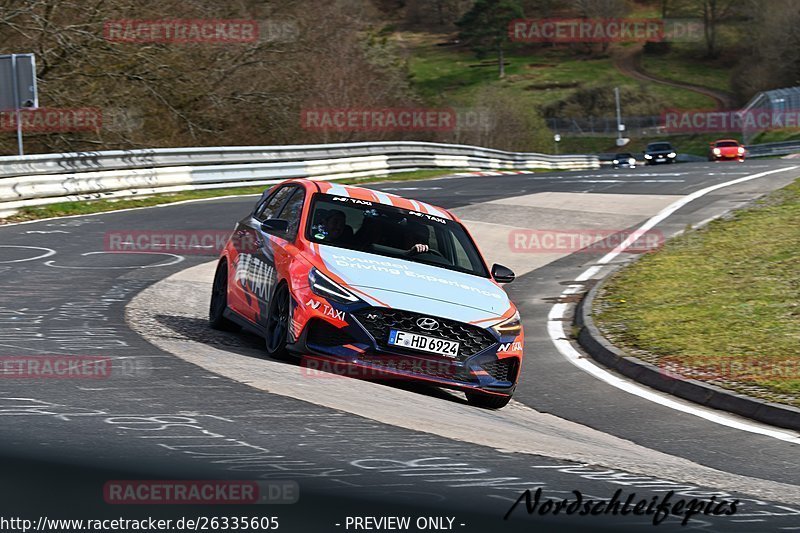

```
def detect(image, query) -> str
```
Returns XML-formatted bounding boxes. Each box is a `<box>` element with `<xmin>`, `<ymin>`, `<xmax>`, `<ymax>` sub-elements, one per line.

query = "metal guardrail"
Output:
<box><xmin>745</xmin><ymin>140</ymin><xmax>800</xmax><ymax>158</ymax></box>
<box><xmin>0</xmin><ymin>141</ymin><xmax>597</xmax><ymax>178</ymax></box>
<box><xmin>0</xmin><ymin>142</ymin><xmax>600</xmax><ymax>217</ymax></box>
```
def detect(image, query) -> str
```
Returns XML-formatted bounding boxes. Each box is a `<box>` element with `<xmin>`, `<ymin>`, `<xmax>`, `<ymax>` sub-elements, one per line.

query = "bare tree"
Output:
<box><xmin>696</xmin><ymin>0</ymin><xmax>736</xmax><ymax>58</ymax></box>
<box><xmin>0</xmin><ymin>0</ymin><xmax>420</xmax><ymax>153</ymax></box>
<box><xmin>572</xmin><ymin>0</ymin><xmax>631</xmax><ymax>54</ymax></box>
<box><xmin>731</xmin><ymin>0</ymin><xmax>800</xmax><ymax>99</ymax></box>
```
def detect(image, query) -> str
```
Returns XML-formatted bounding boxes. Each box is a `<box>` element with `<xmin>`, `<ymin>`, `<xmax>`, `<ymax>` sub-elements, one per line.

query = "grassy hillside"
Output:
<box><xmin>640</xmin><ymin>48</ymin><xmax>733</xmax><ymax>94</ymax></box>
<box><xmin>401</xmin><ymin>33</ymin><xmax>718</xmax><ymax>111</ymax></box>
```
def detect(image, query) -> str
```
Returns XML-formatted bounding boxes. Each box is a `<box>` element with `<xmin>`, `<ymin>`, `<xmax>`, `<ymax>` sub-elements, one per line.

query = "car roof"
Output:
<box><xmin>287</xmin><ymin>179</ymin><xmax>455</xmax><ymax>221</ymax></box>
<box><xmin>713</xmin><ymin>139</ymin><xmax>741</xmax><ymax>144</ymax></box>
<box><xmin>647</xmin><ymin>141</ymin><xmax>672</xmax><ymax>146</ymax></box>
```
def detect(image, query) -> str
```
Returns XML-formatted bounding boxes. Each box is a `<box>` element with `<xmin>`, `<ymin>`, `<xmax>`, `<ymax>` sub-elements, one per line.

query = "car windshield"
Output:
<box><xmin>715</xmin><ymin>141</ymin><xmax>739</xmax><ymax>147</ymax></box>
<box><xmin>616</xmin><ymin>153</ymin><xmax>634</xmax><ymax>158</ymax></box>
<box><xmin>647</xmin><ymin>143</ymin><xmax>672</xmax><ymax>151</ymax></box>
<box><xmin>307</xmin><ymin>193</ymin><xmax>489</xmax><ymax>278</ymax></box>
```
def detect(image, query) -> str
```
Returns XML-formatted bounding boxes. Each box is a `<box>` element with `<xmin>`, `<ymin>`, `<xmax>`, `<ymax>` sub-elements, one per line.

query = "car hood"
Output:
<box><xmin>312</xmin><ymin>244</ymin><xmax>512</xmax><ymax>323</ymax></box>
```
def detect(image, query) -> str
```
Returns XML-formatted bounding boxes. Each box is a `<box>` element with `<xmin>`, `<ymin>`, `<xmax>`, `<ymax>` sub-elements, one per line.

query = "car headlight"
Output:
<box><xmin>713</xmin><ymin>148</ymin><xmax>721</xmax><ymax>155</ymax></box>
<box><xmin>492</xmin><ymin>311</ymin><xmax>522</xmax><ymax>337</ymax></box>
<box><xmin>668</xmin><ymin>152</ymin><xmax>677</xmax><ymax>158</ymax></box>
<box><xmin>644</xmin><ymin>154</ymin><xmax>652</xmax><ymax>159</ymax></box>
<box><xmin>308</xmin><ymin>268</ymin><xmax>359</xmax><ymax>303</ymax></box>
<box><xmin>612</xmin><ymin>159</ymin><xmax>619</xmax><ymax>164</ymax></box>
<box><xmin>628</xmin><ymin>158</ymin><xmax>636</xmax><ymax>165</ymax></box>
<box><xmin>737</xmin><ymin>147</ymin><xmax>745</xmax><ymax>154</ymax></box>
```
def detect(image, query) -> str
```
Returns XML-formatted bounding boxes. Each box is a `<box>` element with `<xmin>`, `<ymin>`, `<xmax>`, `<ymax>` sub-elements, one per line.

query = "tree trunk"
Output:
<box><xmin>498</xmin><ymin>46</ymin><xmax>505</xmax><ymax>78</ymax></box>
<box><xmin>703</xmin><ymin>0</ymin><xmax>718</xmax><ymax>58</ymax></box>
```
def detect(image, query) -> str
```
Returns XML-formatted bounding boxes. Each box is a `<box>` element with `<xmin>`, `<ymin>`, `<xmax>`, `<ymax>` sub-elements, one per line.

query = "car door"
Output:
<box><xmin>261</xmin><ymin>185</ymin><xmax>307</xmax><ymax>313</ymax></box>
<box><xmin>228</xmin><ymin>185</ymin><xmax>295</xmax><ymax>325</ymax></box>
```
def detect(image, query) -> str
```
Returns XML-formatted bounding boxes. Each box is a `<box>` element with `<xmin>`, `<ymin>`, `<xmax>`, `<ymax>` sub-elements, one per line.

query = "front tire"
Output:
<box><xmin>265</xmin><ymin>283</ymin><xmax>292</xmax><ymax>360</ymax></box>
<box><xmin>209</xmin><ymin>260</ymin><xmax>239</xmax><ymax>331</ymax></box>
<box><xmin>466</xmin><ymin>391</ymin><xmax>512</xmax><ymax>409</ymax></box>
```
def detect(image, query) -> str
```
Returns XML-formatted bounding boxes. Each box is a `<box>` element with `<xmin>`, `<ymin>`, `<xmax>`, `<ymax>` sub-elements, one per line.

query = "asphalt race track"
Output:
<box><xmin>1</xmin><ymin>161</ymin><xmax>799</xmax><ymax>532</ymax></box>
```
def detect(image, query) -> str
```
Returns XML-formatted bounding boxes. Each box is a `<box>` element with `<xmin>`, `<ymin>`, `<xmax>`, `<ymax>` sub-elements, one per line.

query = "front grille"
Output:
<box><xmin>359</xmin><ymin>354</ymin><xmax>473</xmax><ymax>382</ymax></box>
<box><xmin>481</xmin><ymin>358</ymin><xmax>518</xmax><ymax>382</ymax></box>
<box><xmin>306</xmin><ymin>319</ymin><xmax>356</xmax><ymax>347</ymax></box>
<box><xmin>353</xmin><ymin>308</ymin><xmax>497</xmax><ymax>358</ymax></box>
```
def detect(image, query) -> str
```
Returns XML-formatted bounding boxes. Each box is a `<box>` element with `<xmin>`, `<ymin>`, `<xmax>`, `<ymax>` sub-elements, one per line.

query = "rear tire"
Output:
<box><xmin>209</xmin><ymin>260</ymin><xmax>239</xmax><ymax>332</ymax></box>
<box><xmin>265</xmin><ymin>283</ymin><xmax>292</xmax><ymax>360</ymax></box>
<box><xmin>466</xmin><ymin>391</ymin><xmax>512</xmax><ymax>409</ymax></box>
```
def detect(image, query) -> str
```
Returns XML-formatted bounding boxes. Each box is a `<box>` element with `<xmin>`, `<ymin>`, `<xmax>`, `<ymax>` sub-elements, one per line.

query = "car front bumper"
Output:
<box><xmin>288</xmin><ymin>303</ymin><xmax>521</xmax><ymax>397</ymax></box>
<box><xmin>645</xmin><ymin>155</ymin><xmax>674</xmax><ymax>164</ymax></box>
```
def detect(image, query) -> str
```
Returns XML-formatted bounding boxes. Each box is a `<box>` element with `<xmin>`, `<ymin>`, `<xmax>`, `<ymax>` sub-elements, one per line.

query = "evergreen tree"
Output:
<box><xmin>457</xmin><ymin>0</ymin><xmax>524</xmax><ymax>78</ymax></box>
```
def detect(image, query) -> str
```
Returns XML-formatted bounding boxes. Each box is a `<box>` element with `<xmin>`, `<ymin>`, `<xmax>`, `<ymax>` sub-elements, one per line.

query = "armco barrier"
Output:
<box><xmin>0</xmin><ymin>142</ymin><xmax>599</xmax><ymax>217</ymax></box>
<box><xmin>0</xmin><ymin>141</ymin><xmax>598</xmax><ymax>178</ymax></box>
<box><xmin>745</xmin><ymin>140</ymin><xmax>800</xmax><ymax>158</ymax></box>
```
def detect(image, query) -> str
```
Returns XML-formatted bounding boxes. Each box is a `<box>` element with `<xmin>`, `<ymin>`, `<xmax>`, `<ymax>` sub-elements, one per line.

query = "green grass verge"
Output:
<box><xmin>0</xmin><ymin>169</ymin><xmax>459</xmax><ymax>224</ymax></box>
<box><xmin>594</xmin><ymin>178</ymin><xmax>800</xmax><ymax>406</ymax></box>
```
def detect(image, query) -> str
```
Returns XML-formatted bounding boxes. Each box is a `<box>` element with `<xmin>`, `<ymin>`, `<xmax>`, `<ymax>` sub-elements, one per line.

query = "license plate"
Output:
<box><xmin>388</xmin><ymin>329</ymin><xmax>459</xmax><ymax>358</ymax></box>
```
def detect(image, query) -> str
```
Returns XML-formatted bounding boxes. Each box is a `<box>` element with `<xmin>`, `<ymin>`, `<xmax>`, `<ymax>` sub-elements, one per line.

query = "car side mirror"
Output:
<box><xmin>261</xmin><ymin>219</ymin><xmax>289</xmax><ymax>234</ymax></box>
<box><xmin>492</xmin><ymin>263</ymin><xmax>515</xmax><ymax>284</ymax></box>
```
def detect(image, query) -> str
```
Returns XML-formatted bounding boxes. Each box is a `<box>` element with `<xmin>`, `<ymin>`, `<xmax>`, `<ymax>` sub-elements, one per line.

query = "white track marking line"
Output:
<box><xmin>0</xmin><ymin>245</ymin><xmax>56</xmax><ymax>263</ymax></box>
<box><xmin>43</xmin><ymin>251</ymin><xmax>185</xmax><ymax>270</ymax></box>
<box><xmin>548</xmin><ymin>166</ymin><xmax>800</xmax><ymax>443</ymax></box>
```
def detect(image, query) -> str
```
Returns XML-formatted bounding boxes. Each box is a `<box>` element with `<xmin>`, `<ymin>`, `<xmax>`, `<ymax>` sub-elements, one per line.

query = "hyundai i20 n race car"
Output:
<box><xmin>209</xmin><ymin>179</ymin><xmax>523</xmax><ymax>408</ymax></box>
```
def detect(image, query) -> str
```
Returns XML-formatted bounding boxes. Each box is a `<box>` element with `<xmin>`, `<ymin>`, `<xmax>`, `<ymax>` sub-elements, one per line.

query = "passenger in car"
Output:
<box><xmin>318</xmin><ymin>209</ymin><xmax>354</xmax><ymax>245</ymax></box>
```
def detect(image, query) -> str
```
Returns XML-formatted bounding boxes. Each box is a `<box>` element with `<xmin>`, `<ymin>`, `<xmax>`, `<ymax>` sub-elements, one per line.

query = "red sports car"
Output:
<box><xmin>709</xmin><ymin>139</ymin><xmax>746</xmax><ymax>162</ymax></box>
<box><xmin>209</xmin><ymin>179</ymin><xmax>524</xmax><ymax>408</ymax></box>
